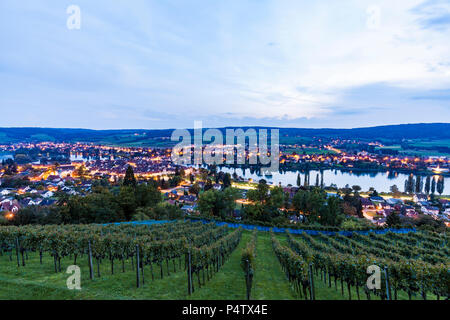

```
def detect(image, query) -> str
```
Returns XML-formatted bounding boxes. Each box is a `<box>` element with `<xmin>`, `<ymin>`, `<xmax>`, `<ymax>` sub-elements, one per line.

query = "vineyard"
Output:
<box><xmin>0</xmin><ymin>221</ymin><xmax>448</xmax><ymax>300</ymax></box>
<box><xmin>276</xmin><ymin>229</ymin><xmax>449</xmax><ymax>300</ymax></box>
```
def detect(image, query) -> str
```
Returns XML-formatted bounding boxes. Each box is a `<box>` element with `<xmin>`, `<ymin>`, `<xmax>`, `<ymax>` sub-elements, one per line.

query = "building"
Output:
<box><xmin>413</xmin><ymin>194</ymin><xmax>428</xmax><ymax>203</ymax></box>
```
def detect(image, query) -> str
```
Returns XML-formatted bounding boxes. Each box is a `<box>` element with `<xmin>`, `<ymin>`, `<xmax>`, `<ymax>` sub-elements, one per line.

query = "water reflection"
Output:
<box><xmin>217</xmin><ymin>166</ymin><xmax>448</xmax><ymax>193</ymax></box>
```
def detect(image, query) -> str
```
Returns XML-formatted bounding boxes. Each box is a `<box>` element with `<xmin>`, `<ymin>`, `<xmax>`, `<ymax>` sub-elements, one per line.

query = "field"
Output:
<box><xmin>283</xmin><ymin>147</ymin><xmax>337</xmax><ymax>155</ymax></box>
<box><xmin>0</xmin><ymin>222</ymin><xmax>448</xmax><ymax>300</ymax></box>
<box><xmin>376</xmin><ymin>139</ymin><xmax>450</xmax><ymax>157</ymax></box>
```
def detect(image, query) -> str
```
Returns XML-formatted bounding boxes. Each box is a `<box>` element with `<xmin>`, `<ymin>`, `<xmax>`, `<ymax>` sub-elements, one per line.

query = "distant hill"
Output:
<box><xmin>0</xmin><ymin>123</ymin><xmax>449</xmax><ymax>145</ymax></box>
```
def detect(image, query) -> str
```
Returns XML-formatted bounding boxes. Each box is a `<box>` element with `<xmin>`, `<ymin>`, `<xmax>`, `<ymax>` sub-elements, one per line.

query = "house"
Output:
<box><xmin>369</xmin><ymin>196</ymin><xmax>385</xmax><ymax>204</ymax></box>
<box><xmin>181</xmin><ymin>204</ymin><xmax>197</xmax><ymax>215</ymax></box>
<box><xmin>360</xmin><ymin>198</ymin><xmax>375</xmax><ymax>210</ymax></box>
<box><xmin>178</xmin><ymin>195</ymin><xmax>197</xmax><ymax>205</ymax></box>
<box><xmin>413</xmin><ymin>194</ymin><xmax>428</xmax><ymax>203</ymax></box>
<box><xmin>386</xmin><ymin>198</ymin><xmax>403</xmax><ymax>206</ymax></box>
<box><xmin>422</xmin><ymin>206</ymin><xmax>439</xmax><ymax>217</ymax></box>
<box><xmin>18</xmin><ymin>186</ymin><xmax>32</xmax><ymax>194</ymax></box>
<box><xmin>326</xmin><ymin>192</ymin><xmax>343</xmax><ymax>200</ymax></box>
<box><xmin>0</xmin><ymin>189</ymin><xmax>12</xmax><ymax>196</ymax></box>
<box><xmin>47</xmin><ymin>175</ymin><xmax>61</xmax><ymax>182</ymax></box>
<box><xmin>42</xmin><ymin>191</ymin><xmax>54</xmax><ymax>198</ymax></box>
<box><xmin>40</xmin><ymin>199</ymin><xmax>57</xmax><ymax>206</ymax></box>
<box><xmin>165</xmin><ymin>190</ymin><xmax>179</xmax><ymax>200</ymax></box>
<box><xmin>197</xmin><ymin>182</ymin><xmax>206</xmax><ymax>189</ymax></box>
<box><xmin>438</xmin><ymin>199</ymin><xmax>450</xmax><ymax>208</ymax></box>
<box><xmin>418</xmin><ymin>201</ymin><xmax>430</xmax><ymax>207</ymax></box>
<box><xmin>0</xmin><ymin>199</ymin><xmax>21</xmax><ymax>213</ymax></box>
<box><xmin>444</xmin><ymin>208</ymin><xmax>450</xmax><ymax>216</ymax></box>
<box><xmin>378</xmin><ymin>202</ymin><xmax>392</xmax><ymax>210</ymax></box>
<box><xmin>57</xmin><ymin>165</ymin><xmax>76</xmax><ymax>177</ymax></box>
<box><xmin>20</xmin><ymin>197</ymin><xmax>43</xmax><ymax>207</ymax></box>
<box><xmin>373</xmin><ymin>217</ymin><xmax>386</xmax><ymax>226</ymax></box>
<box><xmin>289</xmin><ymin>214</ymin><xmax>305</xmax><ymax>224</ymax></box>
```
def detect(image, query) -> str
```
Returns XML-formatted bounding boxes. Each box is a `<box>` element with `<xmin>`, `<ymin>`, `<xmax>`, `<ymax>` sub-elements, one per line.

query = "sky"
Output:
<box><xmin>0</xmin><ymin>0</ymin><xmax>450</xmax><ymax>130</ymax></box>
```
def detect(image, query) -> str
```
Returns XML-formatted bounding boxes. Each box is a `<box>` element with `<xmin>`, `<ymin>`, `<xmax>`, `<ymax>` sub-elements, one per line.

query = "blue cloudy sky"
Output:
<box><xmin>1</xmin><ymin>0</ymin><xmax>449</xmax><ymax>129</ymax></box>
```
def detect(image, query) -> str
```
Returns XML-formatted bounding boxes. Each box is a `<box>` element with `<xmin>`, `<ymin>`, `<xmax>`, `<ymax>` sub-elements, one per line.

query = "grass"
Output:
<box><xmin>0</xmin><ymin>230</ymin><xmax>444</xmax><ymax>300</ymax></box>
<box><xmin>252</xmin><ymin>233</ymin><xmax>296</xmax><ymax>300</ymax></box>
<box><xmin>0</xmin><ymin>249</ymin><xmax>192</xmax><ymax>299</ymax></box>
<box><xmin>399</xmin><ymin>149</ymin><xmax>450</xmax><ymax>157</ymax></box>
<box><xmin>190</xmin><ymin>232</ymin><xmax>250</xmax><ymax>300</ymax></box>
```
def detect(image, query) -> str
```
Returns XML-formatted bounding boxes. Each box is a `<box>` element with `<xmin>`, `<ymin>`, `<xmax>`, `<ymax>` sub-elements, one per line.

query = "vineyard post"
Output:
<box><xmin>245</xmin><ymin>259</ymin><xmax>250</xmax><ymax>300</ymax></box>
<box><xmin>308</xmin><ymin>263</ymin><xmax>315</xmax><ymax>300</ymax></box>
<box><xmin>384</xmin><ymin>267</ymin><xmax>391</xmax><ymax>301</ymax></box>
<box><xmin>88</xmin><ymin>240</ymin><xmax>94</xmax><ymax>280</ymax></box>
<box><xmin>15</xmin><ymin>237</ymin><xmax>20</xmax><ymax>268</ymax></box>
<box><xmin>187</xmin><ymin>248</ymin><xmax>193</xmax><ymax>295</ymax></box>
<box><xmin>136</xmin><ymin>245</ymin><xmax>141</xmax><ymax>288</ymax></box>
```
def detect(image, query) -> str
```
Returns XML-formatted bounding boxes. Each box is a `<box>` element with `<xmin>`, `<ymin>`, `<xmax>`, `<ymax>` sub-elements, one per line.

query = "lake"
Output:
<box><xmin>217</xmin><ymin>167</ymin><xmax>449</xmax><ymax>194</ymax></box>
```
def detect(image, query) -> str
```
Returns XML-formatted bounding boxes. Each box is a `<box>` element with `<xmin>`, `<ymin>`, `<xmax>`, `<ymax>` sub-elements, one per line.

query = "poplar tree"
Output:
<box><xmin>424</xmin><ymin>176</ymin><xmax>431</xmax><ymax>194</ymax></box>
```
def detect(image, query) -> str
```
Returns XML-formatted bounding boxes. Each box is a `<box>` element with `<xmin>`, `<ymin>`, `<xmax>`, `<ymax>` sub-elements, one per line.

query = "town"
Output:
<box><xmin>1</xmin><ymin>140</ymin><xmax>448</xmax><ymax>229</ymax></box>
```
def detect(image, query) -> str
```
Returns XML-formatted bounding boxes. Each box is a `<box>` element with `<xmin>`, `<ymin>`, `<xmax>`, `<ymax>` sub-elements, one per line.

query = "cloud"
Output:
<box><xmin>411</xmin><ymin>89</ymin><xmax>450</xmax><ymax>100</ymax></box>
<box><xmin>0</xmin><ymin>0</ymin><xmax>449</xmax><ymax>129</ymax></box>
<box><xmin>411</xmin><ymin>0</ymin><xmax>450</xmax><ymax>30</ymax></box>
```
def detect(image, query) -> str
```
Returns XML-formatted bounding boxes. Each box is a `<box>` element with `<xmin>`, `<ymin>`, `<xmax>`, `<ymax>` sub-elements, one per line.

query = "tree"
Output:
<box><xmin>320</xmin><ymin>196</ymin><xmax>344</xmax><ymax>226</ymax></box>
<box><xmin>320</xmin><ymin>171</ymin><xmax>324</xmax><ymax>189</ymax></box>
<box><xmin>436</xmin><ymin>176</ymin><xmax>444</xmax><ymax>195</ymax></box>
<box><xmin>132</xmin><ymin>208</ymin><xmax>150</xmax><ymax>221</ymax></box>
<box><xmin>292</xmin><ymin>188</ymin><xmax>326</xmax><ymax>222</ymax></box>
<box><xmin>404</xmin><ymin>175</ymin><xmax>415</xmax><ymax>194</ymax></box>
<box><xmin>268</xmin><ymin>186</ymin><xmax>285</xmax><ymax>209</ymax></box>
<box><xmin>303</xmin><ymin>172</ymin><xmax>309</xmax><ymax>187</ymax></box>
<box><xmin>75</xmin><ymin>164</ymin><xmax>88</xmax><ymax>181</ymax></box>
<box><xmin>123</xmin><ymin>165</ymin><xmax>137</xmax><ymax>187</ymax></box>
<box><xmin>315</xmin><ymin>174</ymin><xmax>319</xmax><ymax>187</ymax></box>
<box><xmin>431</xmin><ymin>178</ymin><xmax>436</xmax><ymax>194</ymax></box>
<box><xmin>415</xmin><ymin>176</ymin><xmax>423</xmax><ymax>194</ymax></box>
<box><xmin>189</xmin><ymin>182</ymin><xmax>200</xmax><ymax>196</ymax></box>
<box><xmin>223</xmin><ymin>173</ymin><xmax>232</xmax><ymax>188</ymax></box>
<box><xmin>386</xmin><ymin>212</ymin><xmax>401</xmax><ymax>227</ymax></box>
<box><xmin>296</xmin><ymin>173</ymin><xmax>301</xmax><ymax>187</ymax></box>
<box><xmin>134</xmin><ymin>183</ymin><xmax>161</xmax><ymax>207</ymax></box>
<box><xmin>3</xmin><ymin>160</ymin><xmax>18</xmax><ymax>175</ymax></box>
<box><xmin>204</xmin><ymin>178</ymin><xmax>213</xmax><ymax>191</ymax></box>
<box><xmin>118</xmin><ymin>186</ymin><xmax>137</xmax><ymax>220</ymax></box>
<box><xmin>342</xmin><ymin>202</ymin><xmax>357</xmax><ymax>216</ymax></box>
<box><xmin>390</xmin><ymin>185</ymin><xmax>401</xmax><ymax>198</ymax></box>
<box><xmin>424</xmin><ymin>176</ymin><xmax>431</xmax><ymax>194</ymax></box>
<box><xmin>247</xmin><ymin>180</ymin><xmax>270</xmax><ymax>204</ymax></box>
<box><xmin>198</xmin><ymin>188</ymin><xmax>239</xmax><ymax>218</ymax></box>
<box><xmin>152</xmin><ymin>202</ymin><xmax>183</xmax><ymax>220</ymax></box>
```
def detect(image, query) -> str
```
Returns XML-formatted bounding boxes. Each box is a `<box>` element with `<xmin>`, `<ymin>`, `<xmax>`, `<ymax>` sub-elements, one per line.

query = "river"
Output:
<box><xmin>217</xmin><ymin>167</ymin><xmax>449</xmax><ymax>194</ymax></box>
